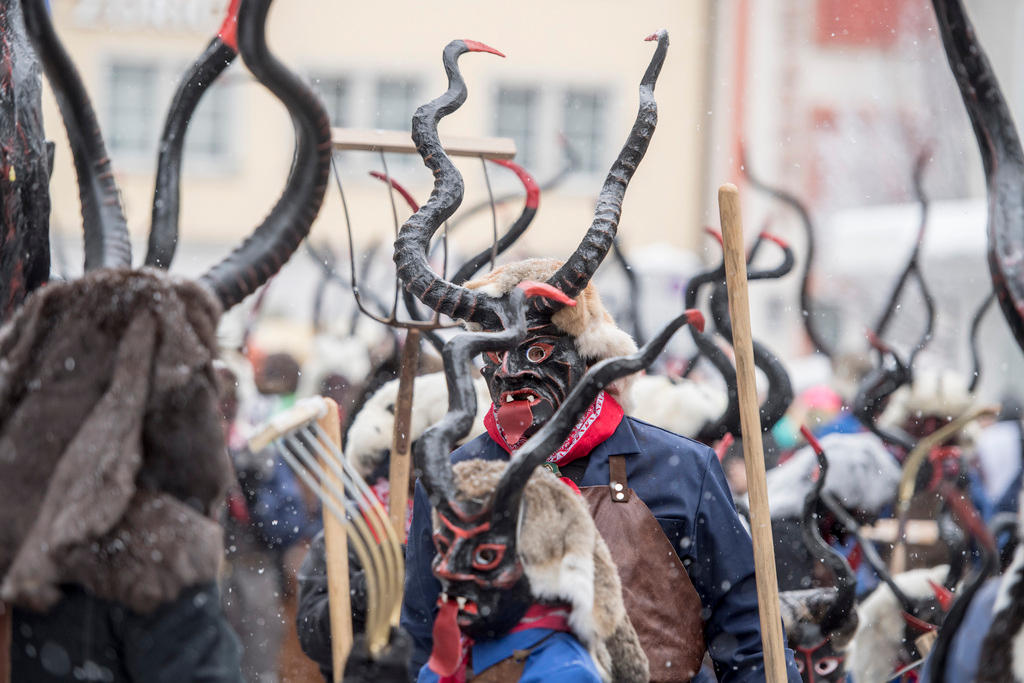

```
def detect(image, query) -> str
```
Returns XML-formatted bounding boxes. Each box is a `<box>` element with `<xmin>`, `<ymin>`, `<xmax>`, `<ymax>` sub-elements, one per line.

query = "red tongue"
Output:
<box><xmin>428</xmin><ymin>600</ymin><xmax>463</xmax><ymax>676</ymax></box>
<box><xmin>496</xmin><ymin>400</ymin><xmax>534</xmax><ymax>446</ymax></box>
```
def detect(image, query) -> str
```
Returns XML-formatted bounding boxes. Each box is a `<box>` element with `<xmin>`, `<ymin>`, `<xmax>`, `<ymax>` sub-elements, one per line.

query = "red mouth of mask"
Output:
<box><xmin>495</xmin><ymin>390</ymin><xmax>541</xmax><ymax>445</ymax></box>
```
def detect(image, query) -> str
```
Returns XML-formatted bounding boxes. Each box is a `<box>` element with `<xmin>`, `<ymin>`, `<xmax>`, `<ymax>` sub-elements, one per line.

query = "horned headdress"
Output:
<box><xmin>0</xmin><ymin>0</ymin><xmax>330</xmax><ymax>613</ymax></box>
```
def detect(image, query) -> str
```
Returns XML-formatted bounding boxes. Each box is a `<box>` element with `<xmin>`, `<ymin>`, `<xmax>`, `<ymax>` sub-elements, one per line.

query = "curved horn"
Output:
<box><xmin>392</xmin><ymin>40</ymin><xmax>507</xmax><ymax>329</ymax></box>
<box><xmin>851</xmin><ymin>333</ymin><xmax>916</xmax><ymax>452</ymax></box>
<box><xmin>536</xmin><ymin>30</ymin><xmax>668</xmax><ymax>313</ymax></box>
<box><xmin>415</xmin><ymin>285</ymin><xmax>551</xmax><ymax>506</ymax></box>
<box><xmin>610</xmin><ymin>237</ymin><xmax>646</xmax><ymax>346</ymax></box>
<box><xmin>968</xmin><ymin>292</ymin><xmax>996</xmax><ymax>392</ymax></box>
<box><xmin>686</xmin><ymin>229</ymin><xmax>740</xmax><ymax>442</ymax></box>
<box><xmin>708</xmin><ymin>233</ymin><xmax>795</xmax><ymax>431</ymax></box>
<box><xmin>742</xmin><ymin>149</ymin><xmax>831</xmax><ymax>359</ymax></box>
<box><xmin>437</xmin><ymin>133</ymin><xmax>577</xmax><ymax>242</ymax></box>
<box><xmin>932</xmin><ymin>0</ymin><xmax>1024</xmax><ymax>352</ymax></box>
<box><xmin>198</xmin><ymin>0</ymin><xmax>332</xmax><ymax>310</ymax></box>
<box><xmin>490</xmin><ymin>307</ymin><xmax>704</xmax><ymax>522</ymax></box>
<box><xmin>799</xmin><ymin>426</ymin><xmax>857</xmax><ymax>636</ymax></box>
<box><xmin>874</xmin><ymin>148</ymin><xmax>931</xmax><ymax>338</ymax></box>
<box><xmin>450</xmin><ymin>158</ymin><xmax>539</xmax><ymax>286</ymax></box>
<box><xmin>820</xmin><ymin>490</ymin><xmax>916</xmax><ymax>611</ymax></box>
<box><xmin>146</xmin><ymin>0</ymin><xmax>240</xmax><ymax>268</ymax></box>
<box><xmin>23</xmin><ymin>0</ymin><xmax>130</xmax><ymax>270</ymax></box>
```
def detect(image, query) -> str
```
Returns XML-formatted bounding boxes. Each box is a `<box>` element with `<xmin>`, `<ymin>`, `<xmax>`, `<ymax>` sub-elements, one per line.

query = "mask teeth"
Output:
<box><xmin>456</xmin><ymin>596</ymin><xmax>467</xmax><ymax>609</ymax></box>
<box><xmin>441</xmin><ymin>592</ymin><xmax>449</xmax><ymax>603</ymax></box>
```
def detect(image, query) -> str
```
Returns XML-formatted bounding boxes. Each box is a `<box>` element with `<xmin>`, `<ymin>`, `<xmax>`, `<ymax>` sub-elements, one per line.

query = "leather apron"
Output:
<box><xmin>580</xmin><ymin>455</ymin><xmax>706</xmax><ymax>682</ymax></box>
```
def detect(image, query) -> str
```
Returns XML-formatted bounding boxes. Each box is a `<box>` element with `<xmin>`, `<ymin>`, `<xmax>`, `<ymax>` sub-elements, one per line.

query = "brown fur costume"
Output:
<box><xmin>446</xmin><ymin>459</ymin><xmax>649</xmax><ymax>682</ymax></box>
<box><xmin>0</xmin><ymin>268</ymin><xmax>230</xmax><ymax>613</ymax></box>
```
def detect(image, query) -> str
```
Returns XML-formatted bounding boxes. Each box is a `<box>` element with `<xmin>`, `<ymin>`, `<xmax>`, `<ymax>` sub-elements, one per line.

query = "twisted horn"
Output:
<box><xmin>536</xmin><ymin>30</ymin><xmax>668</xmax><ymax>312</ymax></box>
<box><xmin>490</xmin><ymin>308</ymin><xmax>704</xmax><ymax>523</ymax></box>
<box><xmin>851</xmin><ymin>332</ymin><xmax>916</xmax><ymax>452</ymax></box>
<box><xmin>450</xmin><ymin>159</ymin><xmax>539</xmax><ymax>286</ymax></box>
<box><xmin>392</xmin><ymin>40</ymin><xmax>507</xmax><ymax>328</ymax></box>
<box><xmin>146</xmin><ymin>0</ymin><xmax>240</xmax><ymax>268</ymax></box>
<box><xmin>610</xmin><ymin>236</ymin><xmax>646</xmax><ymax>346</ymax></box>
<box><xmin>799</xmin><ymin>426</ymin><xmax>857</xmax><ymax>637</ymax></box>
<box><xmin>709</xmin><ymin>233</ymin><xmax>795</xmax><ymax>431</ymax></box>
<box><xmin>415</xmin><ymin>284</ymin><xmax>551</xmax><ymax>506</ymax></box>
<box><xmin>742</xmin><ymin>149</ymin><xmax>831</xmax><ymax>359</ymax></box>
<box><xmin>874</xmin><ymin>148</ymin><xmax>932</xmax><ymax>338</ymax></box>
<box><xmin>686</xmin><ymin>229</ymin><xmax>740</xmax><ymax>442</ymax></box>
<box><xmin>932</xmin><ymin>0</ymin><xmax>1024</xmax><ymax>352</ymax></box>
<box><xmin>198</xmin><ymin>0</ymin><xmax>331</xmax><ymax>310</ymax></box>
<box><xmin>23</xmin><ymin>0</ymin><xmax>130</xmax><ymax>270</ymax></box>
<box><xmin>968</xmin><ymin>291</ymin><xmax>996</xmax><ymax>392</ymax></box>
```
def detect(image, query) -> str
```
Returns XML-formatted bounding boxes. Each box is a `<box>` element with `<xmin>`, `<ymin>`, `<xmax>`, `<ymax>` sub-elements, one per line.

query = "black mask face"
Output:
<box><xmin>431</xmin><ymin>502</ymin><xmax>531</xmax><ymax>639</ymax></box>
<box><xmin>791</xmin><ymin>632</ymin><xmax>844</xmax><ymax>683</ymax></box>
<box><xmin>480</xmin><ymin>320</ymin><xmax>586</xmax><ymax>447</ymax></box>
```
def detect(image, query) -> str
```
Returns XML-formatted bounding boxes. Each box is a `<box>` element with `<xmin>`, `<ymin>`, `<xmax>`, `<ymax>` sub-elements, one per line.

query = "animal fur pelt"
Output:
<box><xmin>877</xmin><ymin>369</ymin><xmax>976</xmax><ymax>439</ymax></box>
<box><xmin>0</xmin><ymin>268</ymin><xmax>230</xmax><ymax>614</ymax></box>
<box><xmin>628</xmin><ymin>374</ymin><xmax>727</xmax><ymax>439</ymax></box>
<box><xmin>345</xmin><ymin>371</ymin><xmax>490</xmax><ymax>479</ymax></box>
<box><xmin>844</xmin><ymin>564</ymin><xmax>949</xmax><ymax>682</ymax></box>
<box><xmin>447</xmin><ymin>459</ymin><xmax>648</xmax><ymax>682</ymax></box>
<box><xmin>780</xmin><ymin>587</ymin><xmax>858</xmax><ymax>648</ymax></box>
<box><xmin>763</xmin><ymin>432</ymin><xmax>901</xmax><ymax>520</ymax></box>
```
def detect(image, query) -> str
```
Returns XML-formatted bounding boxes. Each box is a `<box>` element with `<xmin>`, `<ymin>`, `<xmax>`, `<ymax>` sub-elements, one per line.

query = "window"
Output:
<box><xmin>494</xmin><ymin>86</ymin><xmax>538</xmax><ymax>171</ymax></box>
<box><xmin>563</xmin><ymin>89</ymin><xmax>607</xmax><ymax>173</ymax></box>
<box><xmin>374</xmin><ymin>77</ymin><xmax>418</xmax><ymax>131</ymax></box>
<box><xmin>106</xmin><ymin>59</ymin><xmax>235</xmax><ymax>170</ymax></box>
<box><xmin>312</xmin><ymin>75</ymin><xmax>350</xmax><ymax>128</ymax></box>
<box><xmin>107</xmin><ymin>62</ymin><xmax>158</xmax><ymax>156</ymax></box>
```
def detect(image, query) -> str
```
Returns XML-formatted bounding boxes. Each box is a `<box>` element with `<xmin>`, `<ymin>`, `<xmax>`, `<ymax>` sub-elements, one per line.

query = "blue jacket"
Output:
<box><xmin>402</xmin><ymin>416</ymin><xmax>801</xmax><ymax>682</ymax></box>
<box><xmin>415</xmin><ymin>628</ymin><xmax>601</xmax><ymax>682</ymax></box>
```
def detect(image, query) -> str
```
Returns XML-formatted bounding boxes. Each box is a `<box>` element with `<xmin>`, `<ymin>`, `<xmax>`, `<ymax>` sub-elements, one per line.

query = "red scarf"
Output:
<box><xmin>431</xmin><ymin>603</ymin><xmax>572</xmax><ymax>683</ymax></box>
<box><xmin>483</xmin><ymin>391</ymin><xmax>624</xmax><ymax>467</ymax></box>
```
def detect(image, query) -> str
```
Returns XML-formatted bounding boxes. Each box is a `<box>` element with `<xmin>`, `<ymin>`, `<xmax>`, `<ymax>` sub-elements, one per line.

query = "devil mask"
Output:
<box><xmin>480</xmin><ymin>319</ymin><xmax>587</xmax><ymax>447</ymax></box>
<box><xmin>430</xmin><ymin>491</ymin><xmax>531</xmax><ymax>640</ymax></box>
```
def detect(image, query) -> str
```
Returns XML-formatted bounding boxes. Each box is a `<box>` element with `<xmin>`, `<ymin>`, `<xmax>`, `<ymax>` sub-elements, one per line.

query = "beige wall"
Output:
<box><xmin>44</xmin><ymin>0</ymin><xmax>713</xmax><ymax>274</ymax></box>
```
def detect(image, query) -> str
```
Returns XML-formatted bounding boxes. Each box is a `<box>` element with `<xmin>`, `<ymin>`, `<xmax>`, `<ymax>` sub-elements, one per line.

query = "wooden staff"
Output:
<box><xmin>719</xmin><ymin>183</ymin><xmax>788</xmax><ymax>682</ymax></box>
<box><xmin>389</xmin><ymin>329</ymin><xmax>421</xmax><ymax>542</ymax></box>
<box><xmin>318</xmin><ymin>398</ymin><xmax>354</xmax><ymax>682</ymax></box>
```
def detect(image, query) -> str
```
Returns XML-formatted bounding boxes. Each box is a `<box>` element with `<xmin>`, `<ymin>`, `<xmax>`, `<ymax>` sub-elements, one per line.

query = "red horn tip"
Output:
<box><xmin>517</xmin><ymin>280</ymin><xmax>576</xmax><ymax>307</ymax></box>
<box><xmin>644</xmin><ymin>31</ymin><xmax>664</xmax><ymax>42</ymax></box>
<box><xmin>759</xmin><ymin>231</ymin><xmax>790</xmax><ymax>250</ymax></box>
<box><xmin>927</xmin><ymin>580</ymin><xmax>955</xmax><ymax>612</ymax></box>
<box><xmin>685</xmin><ymin>309</ymin><xmax>705</xmax><ymax>333</ymax></box>
<box><xmin>462</xmin><ymin>40</ymin><xmax>505</xmax><ymax>58</ymax></box>
<box><xmin>800</xmin><ymin>425</ymin><xmax>824</xmax><ymax>456</ymax></box>
<box><xmin>703</xmin><ymin>227</ymin><xmax>724</xmax><ymax>247</ymax></box>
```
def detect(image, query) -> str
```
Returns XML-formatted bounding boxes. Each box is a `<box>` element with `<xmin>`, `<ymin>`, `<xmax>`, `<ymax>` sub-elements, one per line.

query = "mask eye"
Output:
<box><xmin>814</xmin><ymin>657</ymin><xmax>840</xmax><ymax>675</ymax></box>
<box><xmin>485</xmin><ymin>351</ymin><xmax>505</xmax><ymax>365</ymax></box>
<box><xmin>472</xmin><ymin>543</ymin><xmax>505</xmax><ymax>571</ymax></box>
<box><xmin>433</xmin><ymin>532</ymin><xmax>451</xmax><ymax>555</ymax></box>
<box><xmin>525</xmin><ymin>343</ymin><xmax>553</xmax><ymax>363</ymax></box>
<box><xmin>794</xmin><ymin>659</ymin><xmax>804</xmax><ymax>673</ymax></box>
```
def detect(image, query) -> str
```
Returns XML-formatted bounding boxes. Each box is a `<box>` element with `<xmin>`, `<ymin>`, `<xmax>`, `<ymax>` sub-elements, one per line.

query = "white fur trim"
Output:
<box><xmin>629</xmin><ymin>374</ymin><xmax>727</xmax><ymax>439</ymax></box>
<box><xmin>846</xmin><ymin>565</ymin><xmax>948</xmax><ymax>682</ymax></box>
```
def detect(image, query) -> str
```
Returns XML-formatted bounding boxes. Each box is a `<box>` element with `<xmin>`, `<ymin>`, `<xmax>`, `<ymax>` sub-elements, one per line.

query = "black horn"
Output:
<box><xmin>23</xmin><ymin>0</ymin><xmax>130</xmax><ymax>270</ymax></box>
<box><xmin>198</xmin><ymin>0</ymin><xmax>332</xmax><ymax>310</ymax></box>
<box><xmin>932</xmin><ymin>0</ymin><xmax>1024</xmax><ymax>352</ymax></box>
<box><xmin>392</xmin><ymin>39</ymin><xmax>507</xmax><ymax>329</ymax></box>
<box><xmin>146</xmin><ymin>0</ymin><xmax>240</xmax><ymax>268</ymax></box>
<box><xmin>536</xmin><ymin>30</ymin><xmax>668</xmax><ymax>313</ymax></box>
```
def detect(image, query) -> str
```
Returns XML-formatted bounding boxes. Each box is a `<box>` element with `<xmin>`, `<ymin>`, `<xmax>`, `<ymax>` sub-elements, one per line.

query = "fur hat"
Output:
<box><xmin>465</xmin><ymin>258</ymin><xmax>639</xmax><ymax>401</ymax></box>
<box><xmin>345</xmin><ymin>372</ymin><xmax>491</xmax><ymax>479</ymax></box>
<box><xmin>448</xmin><ymin>459</ymin><xmax>649</xmax><ymax>682</ymax></box>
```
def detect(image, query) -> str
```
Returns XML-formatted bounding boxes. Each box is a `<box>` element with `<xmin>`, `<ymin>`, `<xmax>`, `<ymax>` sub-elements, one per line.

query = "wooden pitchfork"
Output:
<box><xmin>248</xmin><ymin>397</ymin><xmax>403</xmax><ymax>681</ymax></box>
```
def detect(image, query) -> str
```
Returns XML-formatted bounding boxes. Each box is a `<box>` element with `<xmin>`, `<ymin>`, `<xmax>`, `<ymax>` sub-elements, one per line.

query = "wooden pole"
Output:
<box><xmin>317</xmin><ymin>398</ymin><xmax>353</xmax><ymax>683</ymax></box>
<box><xmin>389</xmin><ymin>329</ymin><xmax>421</xmax><ymax>543</ymax></box>
<box><xmin>718</xmin><ymin>183</ymin><xmax>788</xmax><ymax>682</ymax></box>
